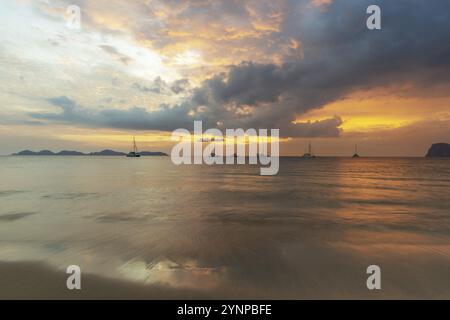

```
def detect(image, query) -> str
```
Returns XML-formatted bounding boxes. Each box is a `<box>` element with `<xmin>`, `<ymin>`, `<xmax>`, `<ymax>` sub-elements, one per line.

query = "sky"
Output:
<box><xmin>0</xmin><ymin>0</ymin><xmax>449</xmax><ymax>156</ymax></box>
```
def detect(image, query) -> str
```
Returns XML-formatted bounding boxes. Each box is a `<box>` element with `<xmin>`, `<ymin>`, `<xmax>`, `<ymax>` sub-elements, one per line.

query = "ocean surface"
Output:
<box><xmin>0</xmin><ymin>156</ymin><xmax>450</xmax><ymax>299</ymax></box>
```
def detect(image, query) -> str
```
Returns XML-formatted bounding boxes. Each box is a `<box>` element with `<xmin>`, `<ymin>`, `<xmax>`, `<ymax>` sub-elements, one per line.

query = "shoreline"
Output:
<box><xmin>1</xmin><ymin>259</ymin><xmax>449</xmax><ymax>300</ymax></box>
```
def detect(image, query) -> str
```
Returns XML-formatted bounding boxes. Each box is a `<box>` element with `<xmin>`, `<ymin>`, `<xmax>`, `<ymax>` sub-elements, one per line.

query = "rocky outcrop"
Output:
<box><xmin>425</xmin><ymin>143</ymin><xmax>450</xmax><ymax>157</ymax></box>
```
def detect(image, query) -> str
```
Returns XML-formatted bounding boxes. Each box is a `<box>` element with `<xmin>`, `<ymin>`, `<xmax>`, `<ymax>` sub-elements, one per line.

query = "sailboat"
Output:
<box><xmin>126</xmin><ymin>137</ymin><xmax>141</xmax><ymax>158</ymax></box>
<box><xmin>302</xmin><ymin>141</ymin><xmax>316</xmax><ymax>158</ymax></box>
<box><xmin>352</xmin><ymin>144</ymin><xmax>360</xmax><ymax>158</ymax></box>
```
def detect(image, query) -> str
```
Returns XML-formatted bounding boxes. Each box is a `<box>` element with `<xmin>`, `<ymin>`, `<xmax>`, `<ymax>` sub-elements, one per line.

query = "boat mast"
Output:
<box><xmin>133</xmin><ymin>137</ymin><xmax>138</xmax><ymax>154</ymax></box>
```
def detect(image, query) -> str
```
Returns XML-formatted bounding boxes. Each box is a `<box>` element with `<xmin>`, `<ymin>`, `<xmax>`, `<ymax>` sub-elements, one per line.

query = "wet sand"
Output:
<box><xmin>0</xmin><ymin>261</ymin><xmax>214</xmax><ymax>300</ymax></box>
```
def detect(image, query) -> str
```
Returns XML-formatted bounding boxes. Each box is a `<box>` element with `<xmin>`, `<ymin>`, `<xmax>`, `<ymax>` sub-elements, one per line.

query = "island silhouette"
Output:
<box><xmin>12</xmin><ymin>149</ymin><xmax>168</xmax><ymax>156</ymax></box>
<box><xmin>425</xmin><ymin>143</ymin><xmax>450</xmax><ymax>158</ymax></box>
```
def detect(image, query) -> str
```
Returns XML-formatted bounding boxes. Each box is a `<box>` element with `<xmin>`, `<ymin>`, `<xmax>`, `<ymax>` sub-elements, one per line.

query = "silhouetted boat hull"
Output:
<box><xmin>302</xmin><ymin>153</ymin><xmax>316</xmax><ymax>159</ymax></box>
<box><xmin>126</xmin><ymin>152</ymin><xmax>141</xmax><ymax>158</ymax></box>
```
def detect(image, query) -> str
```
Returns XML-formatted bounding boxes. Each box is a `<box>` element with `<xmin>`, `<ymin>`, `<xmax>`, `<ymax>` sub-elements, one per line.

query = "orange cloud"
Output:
<box><xmin>310</xmin><ymin>0</ymin><xmax>334</xmax><ymax>7</ymax></box>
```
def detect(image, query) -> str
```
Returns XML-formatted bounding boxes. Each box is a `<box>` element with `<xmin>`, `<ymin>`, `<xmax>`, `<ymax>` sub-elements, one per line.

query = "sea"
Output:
<box><xmin>0</xmin><ymin>156</ymin><xmax>449</xmax><ymax>299</ymax></box>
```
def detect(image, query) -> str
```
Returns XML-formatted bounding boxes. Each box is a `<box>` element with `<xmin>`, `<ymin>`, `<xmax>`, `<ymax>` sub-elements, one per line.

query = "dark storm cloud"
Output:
<box><xmin>186</xmin><ymin>0</ymin><xmax>450</xmax><ymax>129</ymax></box>
<box><xmin>199</xmin><ymin>0</ymin><xmax>450</xmax><ymax>106</ymax></box>
<box><xmin>30</xmin><ymin>95</ymin><xmax>343</xmax><ymax>137</ymax></box>
<box><xmin>31</xmin><ymin>96</ymin><xmax>194</xmax><ymax>131</ymax></box>
<box><xmin>30</xmin><ymin>0</ymin><xmax>450</xmax><ymax>137</ymax></box>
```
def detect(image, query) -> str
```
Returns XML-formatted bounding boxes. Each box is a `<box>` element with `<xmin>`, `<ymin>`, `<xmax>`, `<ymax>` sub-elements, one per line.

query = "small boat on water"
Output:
<box><xmin>302</xmin><ymin>142</ymin><xmax>316</xmax><ymax>158</ymax></box>
<box><xmin>352</xmin><ymin>144</ymin><xmax>360</xmax><ymax>158</ymax></box>
<box><xmin>126</xmin><ymin>137</ymin><xmax>141</xmax><ymax>158</ymax></box>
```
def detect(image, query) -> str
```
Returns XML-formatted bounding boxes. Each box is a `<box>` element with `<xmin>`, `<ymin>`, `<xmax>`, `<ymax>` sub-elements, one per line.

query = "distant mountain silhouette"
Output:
<box><xmin>58</xmin><ymin>150</ymin><xmax>85</xmax><ymax>156</ymax></box>
<box><xmin>37</xmin><ymin>150</ymin><xmax>54</xmax><ymax>156</ymax></box>
<box><xmin>12</xmin><ymin>149</ymin><xmax>168</xmax><ymax>156</ymax></box>
<box><xmin>88</xmin><ymin>150</ymin><xmax>126</xmax><ymax>156</ymax></box>
<box><xmin>13</xmin><ymin>150</ymin><xmax>58</xmax><ymax>156</ymax></box>
<box><xmin>13</xmin><ymin>150</ymin><xmax>38</xmax><ymax>156</ymax></box>
<box><xmin>426</xmin><ymin>143</ymin><xmax>450</xmax><ymax>157</ymax></box>
<box><xmin>140</xmin><ymin>151</ymin><xmax>168</xmax><ymax>156</ymax></box>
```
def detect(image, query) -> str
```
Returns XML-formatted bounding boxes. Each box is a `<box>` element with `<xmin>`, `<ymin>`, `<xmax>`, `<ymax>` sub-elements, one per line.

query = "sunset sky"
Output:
<box><xmin>0</xmin><ymin>0</ymin><xmax>449</xmax><ymax>156</ymax></box>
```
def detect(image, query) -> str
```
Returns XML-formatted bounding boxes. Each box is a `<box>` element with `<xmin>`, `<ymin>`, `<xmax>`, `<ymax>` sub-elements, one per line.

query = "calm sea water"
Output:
<box><xmin>0</xmin><ymin>156</ymin><xmax>450</xmax><ymax>298</ymax></box>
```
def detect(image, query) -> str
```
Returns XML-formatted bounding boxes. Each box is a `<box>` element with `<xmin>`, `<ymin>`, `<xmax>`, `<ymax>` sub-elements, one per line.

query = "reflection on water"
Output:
<box><xmin>0</xmin><ymin>156</ymin><xmax>450</xmax><ymax>298</ymax></box>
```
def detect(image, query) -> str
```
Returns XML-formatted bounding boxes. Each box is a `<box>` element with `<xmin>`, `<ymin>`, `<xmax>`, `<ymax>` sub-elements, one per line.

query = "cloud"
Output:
<box><xmin>185</xmin><ymin>0</ymin><xmax>450</xmax><ymax>128</ymax></box>
<box><xmin>99</xmin><ymin>45</ymin><xmax>133</xmax><ymax>65</ymax></box>
<box><xmin>23</xmin><ymin>0</ymin><xmax>450</xmax><ymax>139</ymax></box>
<box><xmin>132</xmin><ymin>78</ymin><xmax>167</xmax><ymax>94</ymax></box>
<box><xmin>132</xmin><ymin>77</ymin><xmax>190</xmax><ymax>95</ymax></box>
<box><xmin>29</xmin><ymin>96</ymin><xmax>343</xmax><ymax>137</ymax></box>
<box><xmin>31</xmin><ymin>96</ymin><xmax>192</xmax><ymax>132</ymax></box>
<box><xmin>289</xmin><ymin>116</ymin><xmax>343</xmax><ymax>137</ymax></box>
<box><xmin>170</xmin><ymin>79</ymin><xmax>190</xmax><ymax>94</ymax></box>
<box><xmin>309</xmin><ymin>0</ymin><xmax>334</xmax><ymax>7</ymax></box>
